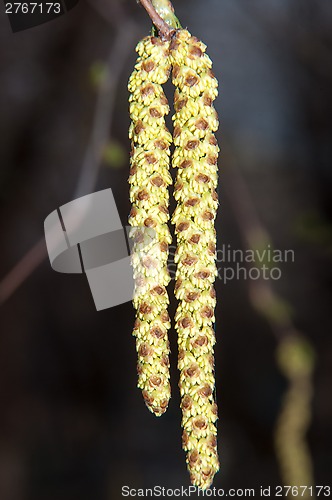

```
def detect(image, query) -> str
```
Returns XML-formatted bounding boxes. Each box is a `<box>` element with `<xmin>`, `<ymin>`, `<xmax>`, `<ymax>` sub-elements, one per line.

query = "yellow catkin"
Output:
<box><xmin>170</xmin><ymin>29</ymin><xmax>220</xmax><ymax>489</ymax></box>
<box><xmin>128</xmin><ymin>36</ymin><xmax>173</xmax><ymax>416</ymax></box>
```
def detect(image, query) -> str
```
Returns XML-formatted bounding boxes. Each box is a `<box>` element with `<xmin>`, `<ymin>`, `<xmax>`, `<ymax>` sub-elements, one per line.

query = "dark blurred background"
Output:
<box><xmin>0</xmin><ymin>0</ymin><xmax>331</xmax><ymax>498</ymax></box>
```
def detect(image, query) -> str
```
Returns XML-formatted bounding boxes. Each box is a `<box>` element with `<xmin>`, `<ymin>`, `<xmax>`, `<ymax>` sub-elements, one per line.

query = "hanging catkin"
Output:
<box><xmin>170</xmin><ymin>29</ymin><xmax>220</xmax><ymax>489</ymax></box>
<box><xmin>128</xmin><ymin>36</ymin><xmax>173</xmax><ymax>416</ymax></box>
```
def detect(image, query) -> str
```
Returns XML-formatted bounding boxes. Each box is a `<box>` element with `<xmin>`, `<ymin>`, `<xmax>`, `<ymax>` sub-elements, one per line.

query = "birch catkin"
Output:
<box><xmin>128</xmin><ymin>36</ymin><xmax>173</xmax><ymax>416</ymax></box>
<box><xmin>128</xmin><ymin>19</ymin><xmax>220</xmax><ymax>489</ymax></box>
<box><xmin>170</xmin><ymin>29</ymin><xmax>220</xmax><ymax>489</ymax></box>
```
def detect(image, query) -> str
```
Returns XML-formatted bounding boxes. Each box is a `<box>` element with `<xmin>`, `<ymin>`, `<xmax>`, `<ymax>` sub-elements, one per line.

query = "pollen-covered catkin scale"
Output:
<box><xmin>128</xmin><ymin>36</ymin><xmax>172</xmax><ymax>416</ymax></box>
<box><xmin>170</xmin><ymin>29</ymin><xmax>220</xmax><ymax>489</ymax></box>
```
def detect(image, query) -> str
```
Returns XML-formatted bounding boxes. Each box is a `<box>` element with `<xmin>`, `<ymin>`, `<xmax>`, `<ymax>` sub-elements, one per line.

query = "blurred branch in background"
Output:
<box><xmin>225</xmin><ymin>151</ymin><xmax>316</xmax><ymax>498</ymax></box>
<box><xmin>236</xmin><ymin>0</ymin><xmax>332</xmax><ymax>211</ymax></box>
<box><xmin>275</xmin><ymin>337</ymin><xmax>315</xmax><ymax>494</ymax></box>
<box><xmin>74</xmin><ymin>3</ymin><xmax>138</xmax><ymax>198</ymax></box>
<box><xmin>0</xmin><ymin>239</ymin><xmax>46</xmax><ymax>306</ymax></box>
<box><xmin>0</xmin><ymin>0</ymin><xmax>139</xmax><ymax>306</ymax></box>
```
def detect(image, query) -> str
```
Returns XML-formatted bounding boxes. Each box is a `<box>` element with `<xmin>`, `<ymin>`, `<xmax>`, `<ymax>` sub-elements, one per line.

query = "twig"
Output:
<box><xmin>139</xmin><ymin>0</ymin><xmax>176</xmax><ymax>39</ymax></box>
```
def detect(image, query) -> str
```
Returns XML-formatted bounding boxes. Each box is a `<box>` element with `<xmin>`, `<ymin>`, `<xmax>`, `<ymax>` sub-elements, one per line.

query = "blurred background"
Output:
<box><xmin>0</xmin><ymin>0</ymin><xmax>331</xmax><ymax>498</ymax></box>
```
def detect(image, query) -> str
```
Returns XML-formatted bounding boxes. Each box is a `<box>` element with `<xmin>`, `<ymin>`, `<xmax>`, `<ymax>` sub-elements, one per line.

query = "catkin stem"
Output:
<box><xmin>150</xmin><ymin>0</ymin><xmax>181</xmax><ymax>29</ymax></box>
<box><xmin>139</xmin><ymin>0</ymin><xmax>177</xmax><ymax>39</ymax></box>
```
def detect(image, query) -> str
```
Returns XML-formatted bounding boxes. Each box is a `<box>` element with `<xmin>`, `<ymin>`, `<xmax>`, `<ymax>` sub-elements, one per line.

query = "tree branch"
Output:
<box><xmin>139</xmin><ymin>0</ymin><xmax>177</xmax><ymax>39</ymax></box>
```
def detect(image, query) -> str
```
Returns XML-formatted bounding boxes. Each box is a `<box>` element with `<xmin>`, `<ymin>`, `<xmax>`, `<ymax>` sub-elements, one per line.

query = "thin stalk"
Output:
<box><xmin>139</xmin><ymin>0</ymin><xmax>180</xmax><ymax>39</ymax></box>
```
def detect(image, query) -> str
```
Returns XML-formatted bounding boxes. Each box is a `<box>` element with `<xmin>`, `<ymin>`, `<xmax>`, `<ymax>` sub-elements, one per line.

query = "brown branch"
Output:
<box><xmin>139</xmin><ymin>0</ymin><xmax>176</xmax><ymax>40</ymax></box>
